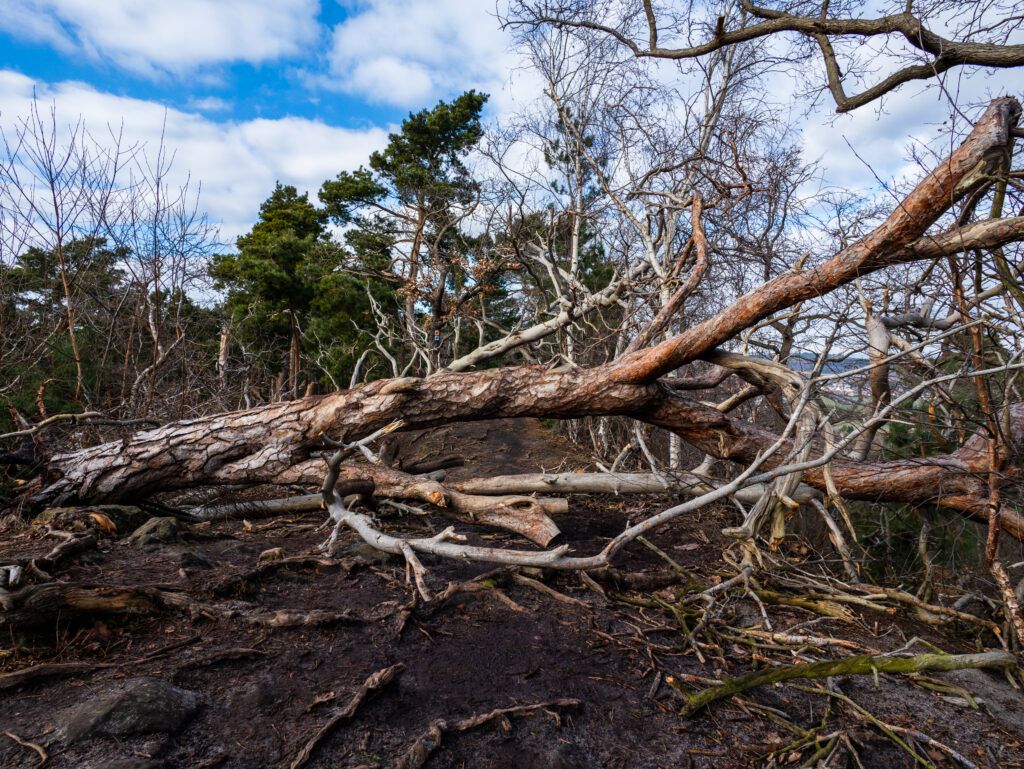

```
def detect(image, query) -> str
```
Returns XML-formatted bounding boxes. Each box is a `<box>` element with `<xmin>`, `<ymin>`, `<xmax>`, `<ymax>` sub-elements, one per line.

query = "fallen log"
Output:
<box><xmin>671</xmin><ymin>650</ymin><xmax>1018</xmax><ymax>715</ymax></box>
<box><xmin>450</xmin><ymin>471</ymin><xmax>819</xmax><ymax>505</ymax></box>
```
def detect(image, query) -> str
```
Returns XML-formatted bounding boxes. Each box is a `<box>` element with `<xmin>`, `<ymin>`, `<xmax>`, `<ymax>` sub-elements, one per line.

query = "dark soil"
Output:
<box><xmin>1</xmin><ymin>419</ymin><xmax>1022</xmax><ymax>769</ymax></box>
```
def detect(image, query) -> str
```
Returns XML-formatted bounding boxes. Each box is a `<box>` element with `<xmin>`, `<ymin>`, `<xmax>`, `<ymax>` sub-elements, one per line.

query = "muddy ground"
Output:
<box><xmin>2</xmin><ymin>419</ymin><xmax>1023</xmax><ymax>768</ymax></box>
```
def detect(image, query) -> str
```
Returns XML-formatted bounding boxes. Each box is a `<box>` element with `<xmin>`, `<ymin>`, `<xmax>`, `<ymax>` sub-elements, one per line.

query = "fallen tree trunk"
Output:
<box><xmin>11</xmin><ymin>97</ymin><xmax>1024</xmax><ymax>543</ymax></box>
<box><xmin>19</xmin><ymin>364</ymin><xmax>1024</xmax><ymax>538</ymax></box>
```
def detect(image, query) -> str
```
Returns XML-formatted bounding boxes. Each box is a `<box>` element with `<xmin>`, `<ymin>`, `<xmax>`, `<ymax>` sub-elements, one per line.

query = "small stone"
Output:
<box><xmin>225</xmin><ymin>674</ymin><xmax>277</xmax><ymax>712</ymax></box>
<box><xmin>127</xmin><ymin>517</ymin><xmax>181</xmax><ymax>548</ymax></box>
<box><xmin>335</xmin><ymin>541</ymin><xmax>400</xmax><ymax>565</ymax></box>
<box><xmin>178</xmin><ymin>548</ymin><xmax>215</xmax><ymax>569</ymax></box>
<box><xmin>257</xmin><ymin>547</ymin><xmax>283</xmax><ymax>565</ymax></box>
<box><xmin>54</xmin><ymin>677</ymin><xmax>200</xmax><ymax>744</ymax></box>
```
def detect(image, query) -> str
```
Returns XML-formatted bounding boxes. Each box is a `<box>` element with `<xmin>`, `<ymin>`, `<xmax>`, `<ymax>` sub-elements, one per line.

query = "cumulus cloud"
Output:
<box><xmin>0</xmin><ymin>70</ymin><xmax>389</xmax><ymax>241</ymax></box>
<box><xmin>0</xmin><ymin>0</ymin><xmax>321</xmax><ymax>77</ymax></box>
<box><xmin>187</xmin><ymin>96</ymin><xmax>232</xmax><ymax>113</ymax></box>
<box><xmin>326</xmin><ymin>0</ymin><xmax>527</xmax><ymax>110</ymax></box>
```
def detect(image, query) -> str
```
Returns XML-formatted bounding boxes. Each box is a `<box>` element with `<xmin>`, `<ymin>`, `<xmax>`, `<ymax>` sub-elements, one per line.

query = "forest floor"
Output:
<box><xmin>1</xmin><ymin>419</ymin><xmax>1023</xmax><ymax>769</ymax></box>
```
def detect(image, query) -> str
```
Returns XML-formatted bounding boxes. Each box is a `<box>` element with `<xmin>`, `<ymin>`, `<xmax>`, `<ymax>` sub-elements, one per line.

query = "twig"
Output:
<box><xmin>399</xmin><ymin>541</ymin><xmax>433</xmax><ymax>602</ymax></box>
<box><xmin>512</xmin><ymin>573</ymin><xmax>589</xmax><ymax>607</ymax></box>
<box><xmin>797</xmin><ymin>685</ymin><xmax>978</xmax><ymax>769</ymax></box>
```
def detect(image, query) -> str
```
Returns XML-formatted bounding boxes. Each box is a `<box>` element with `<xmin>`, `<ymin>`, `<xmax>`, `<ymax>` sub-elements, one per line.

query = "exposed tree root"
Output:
<box><xmin>393</xmin><ymin>699</ymin><xmax>581</xmax><ymax>769</ymax></box>
<box><xmin>212</xmin><ymin>555</ymin><xmax>349</xmax><ymax>597</ymax></box>
<box><xmin>0</xmin><ymin>661</ymin><xmax>111</xmax><ymax>691</ymax></box>
<box><xmin>3</xmin><ymin>731</ymin><xmax>47</xmax><ymax>768</ymax></box>
<box><xmin>290</xmin><ymin>664</ymin><xmax>404</xmax><ymax>769</ymax></box>
<box><xmin>1</xmin><ymin>531</ymin><xmax>98</xmax><ymax>589</ymax></box>
<box><xmin>0</xmin><ymin>581</ymin><xmax>367</xmax><ymax>631</ymax></box>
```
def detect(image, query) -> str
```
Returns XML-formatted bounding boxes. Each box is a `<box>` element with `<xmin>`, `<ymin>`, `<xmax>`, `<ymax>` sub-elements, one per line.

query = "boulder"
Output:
<box><xmin>54</xmin><ymin>677</ymin><xmax>200</xmax><ymax>744</ymax></box>
<box><xmin>127</xmin><ymin>517</ymin><xmax>181</xmax><ymax>548</ymax></box>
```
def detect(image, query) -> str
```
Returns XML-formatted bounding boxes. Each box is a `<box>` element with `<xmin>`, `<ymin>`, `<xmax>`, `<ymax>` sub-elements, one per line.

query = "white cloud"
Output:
<box><xmin>798</xmin><ymin>63</ymin><xmax>1023</xmax><ymax>196</ymax></box>
<box><xmin>0</xmin><ymin>70</ymin><xmax>389</xmax><ymax>241</ymax></box>
<box><xmin>0</xmin><ymin>0</ymin><xmax>321</xmax><ymax>76</ymax></box>
<box><xmin>187</xmin><ymin>96</ymin><xmax>232</xmax><ymax>112</ymax></box>
<box><xmin>347</xmin><ymin>57</ymin><xmax>434</xmax><ymax>106</ymax></box>
<box><xmin>326</xmin><ymin>0</ymin><xmax>525</xmax><ymax>109</ymax></box>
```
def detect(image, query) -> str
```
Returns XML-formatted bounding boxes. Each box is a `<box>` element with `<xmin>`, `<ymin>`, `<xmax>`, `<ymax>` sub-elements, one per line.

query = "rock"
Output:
<box><xmin>335</xmin><ymin>541</ymin><xmax>400</xmax><ymax>565</ymax></box>
<box><xmin>178</xmin><ymin>548</ymin><xmax>215</xmax><ymax>569</ymax></box>
<box><xmin>257</xmin><ymin>547</ymin><xmax>283</xmax><ymax>565</ymax></box>
<box><xmin>128</xmin><ymin>517</ymin><xmax>181</xmax><ymax>548</ymax></box>
<box><xmin>54</xmin><ymin>677</ymin><xmax>200</xmax><ymax>744</ymax></box>
<box><xmin>225</xmin><ymin>674</ymin><xmax>277</xmax><ymax>712</ymax></box>
<box><xmin>33</xmin><ymin>505</ymin><xmax>150</xmax><ymax>537</ymax></box>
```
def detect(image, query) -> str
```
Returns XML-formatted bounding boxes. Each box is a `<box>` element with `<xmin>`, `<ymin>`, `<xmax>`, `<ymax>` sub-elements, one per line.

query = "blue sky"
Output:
<box><xmin>0</xmin><ymin>2</ymin><xmax>443</xmax><ymax>127</ymax></box>
<box><xmin>0</xmin><ymin>0</ymin><xmax>1020</xmax><ymax>245</ymax></box>
<box><xmin>0</xmin><ymin>0</ymin><xmax>525</xmax><ymax>240</ymax></box>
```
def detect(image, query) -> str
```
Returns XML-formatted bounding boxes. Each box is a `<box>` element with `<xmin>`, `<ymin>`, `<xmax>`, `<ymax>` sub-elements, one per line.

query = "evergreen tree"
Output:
<box><xmin>210</xmin><ymin>184</ymin><xmax>326</xmax><ymax>396</ymax></box>
<box><xmin>319</xmin><ymin>91</ymin><xmax>491</xmax><ymax>368</ymax></box>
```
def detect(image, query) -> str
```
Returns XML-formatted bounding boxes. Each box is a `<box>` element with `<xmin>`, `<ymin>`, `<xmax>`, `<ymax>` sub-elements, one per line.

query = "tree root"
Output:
<box><xmin>393</xmin><ymin>699</ymin><xmax>581</xmax><ymax>769</ymax></box>
<box><xmin>4</xmin><ymin>731</ymin><xmax>47</xmax><ymax>768</ymax></box>
<box><xmin>0</xmin><ymin>661</ymin><xmax>112</xmax><ymax>691</ymax></box>
<box><xmin>212</xmin><ymin>555</ymin><xmax>349</xmax><ymax>597</ymax></box>
<box><xmin>290</xmin><ymin>664</ymin><xmax>404</xmax><ymax>769</ymax></box>
<box><xmin>671</xmin><ymin>650</ymin><xmax>1017</xmax><ymax>716</ymax></box>
<box><xmin>1</xmin><ymin>531</ymin><xmax>98</xmax><ymax>589</ymax></box>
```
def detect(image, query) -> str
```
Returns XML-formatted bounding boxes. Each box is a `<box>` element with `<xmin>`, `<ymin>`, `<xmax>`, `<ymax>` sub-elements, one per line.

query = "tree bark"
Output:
<box><xmin>25</xmin><ymin>365</ymin><xmax>1024</xmax><ymax>538</ymax></box>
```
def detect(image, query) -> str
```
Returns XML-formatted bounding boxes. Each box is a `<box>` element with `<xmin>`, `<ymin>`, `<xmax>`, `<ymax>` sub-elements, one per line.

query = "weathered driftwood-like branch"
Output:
<box><xmin>451</xmin><ymin>471</ymin><xmax>818</xmax><ymax>506</ymax></box>
<box><xmin>191</xmin><ymin>473</ymin><xmax>565</xmax><ymax>547</ymax></box>
<box><xmin>272</xmin><ymin>462</ymin><xmax>565</xmax><ymax>546</ymax></box>
<box><xmin>671</xmin><ymin>650</ymin><xmax>1017</xmax><ymax>716</ymax></box>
